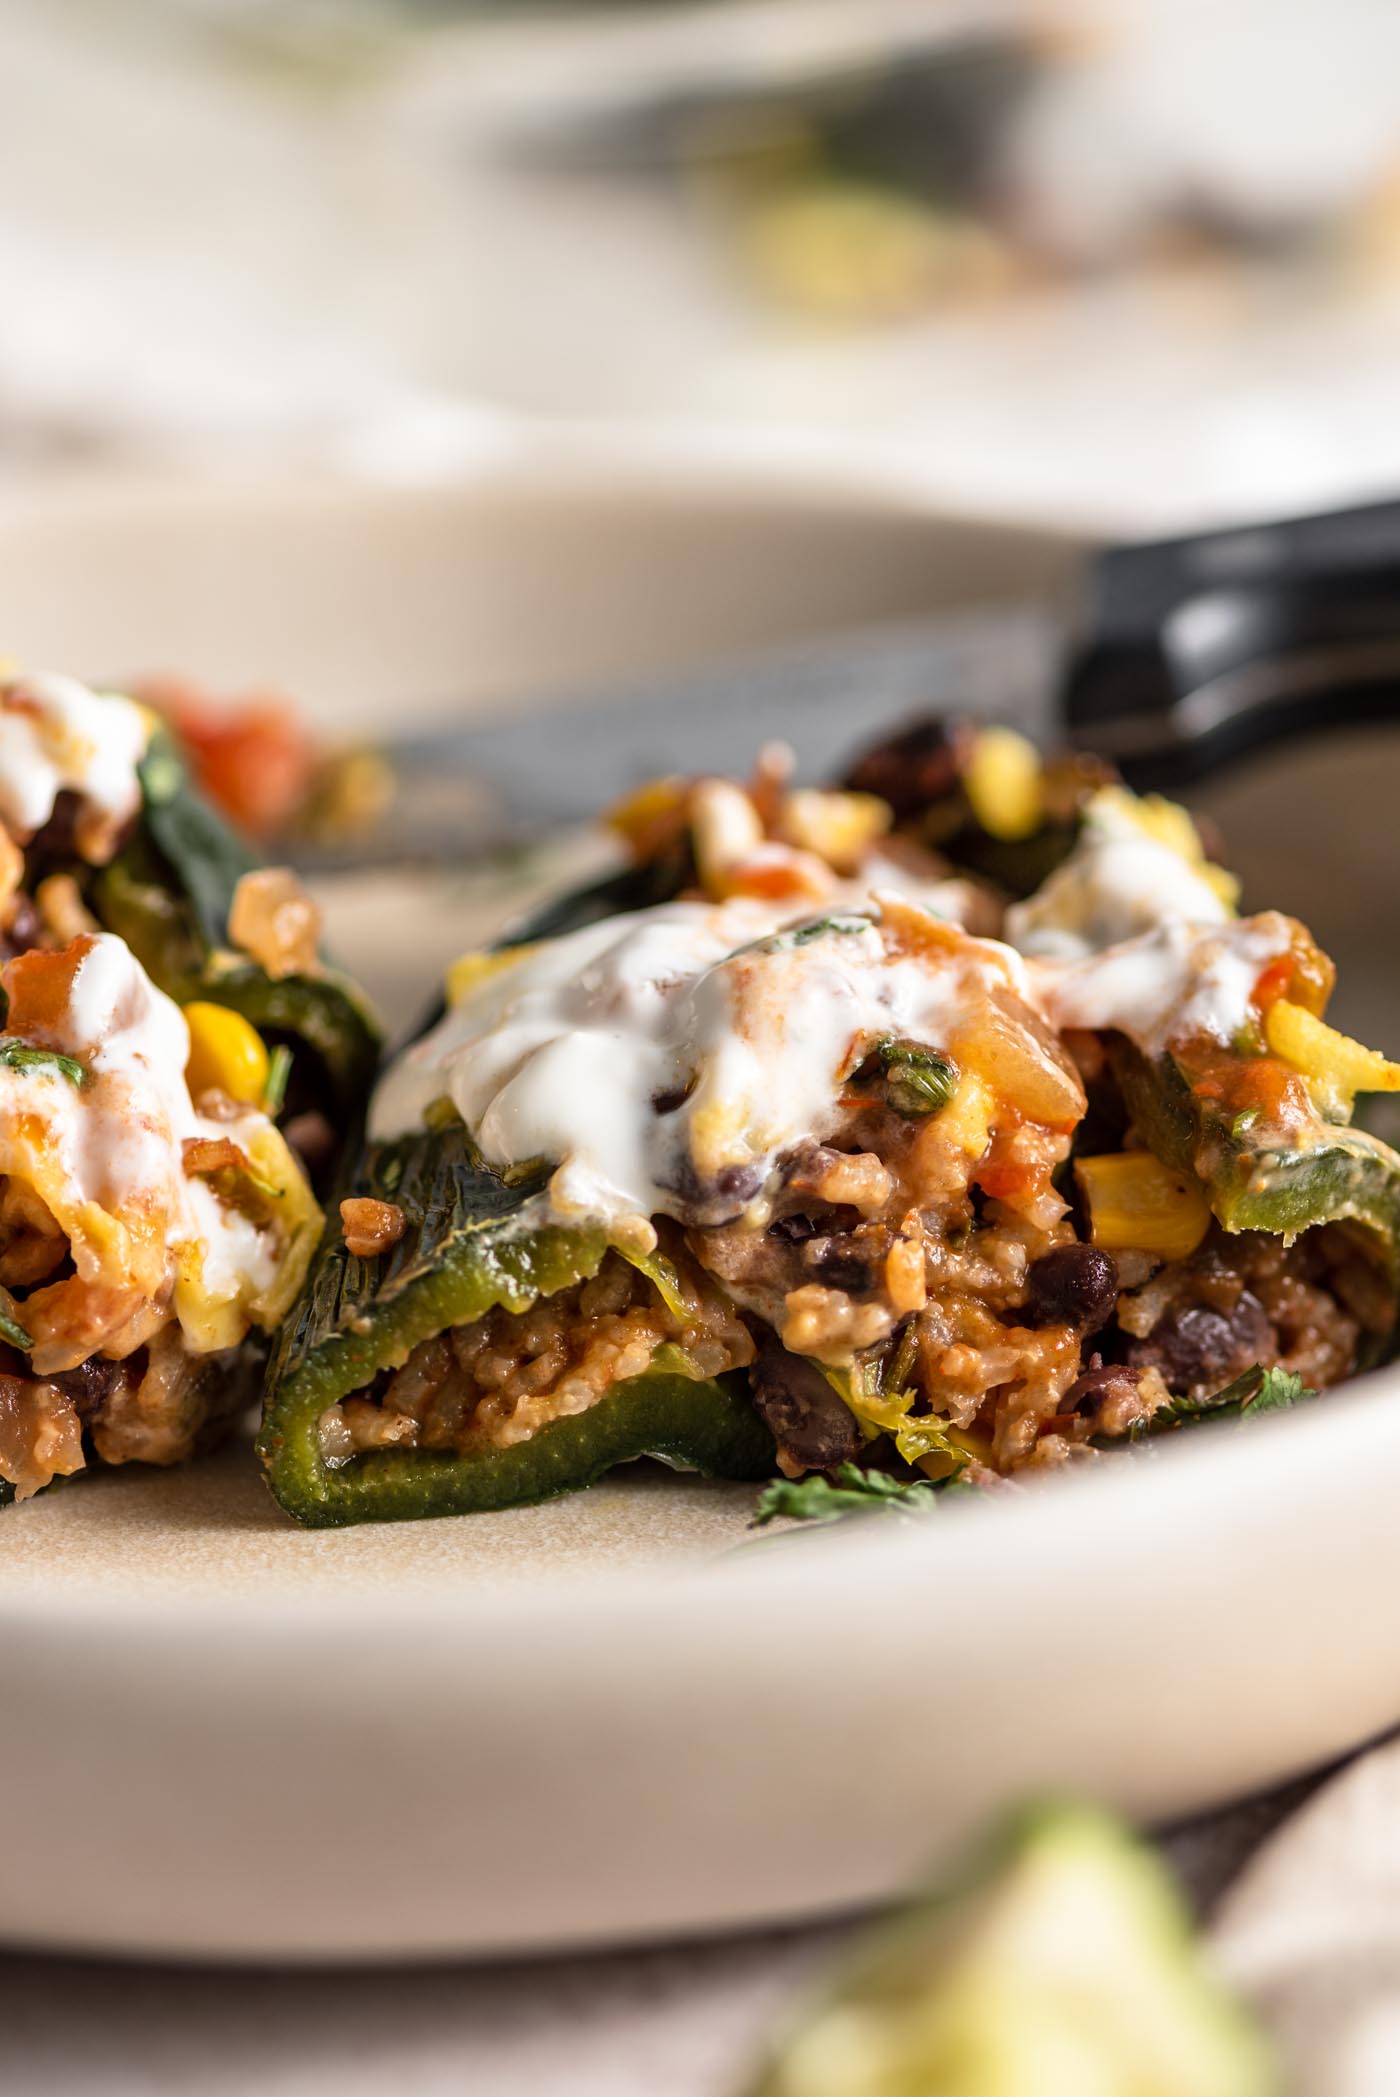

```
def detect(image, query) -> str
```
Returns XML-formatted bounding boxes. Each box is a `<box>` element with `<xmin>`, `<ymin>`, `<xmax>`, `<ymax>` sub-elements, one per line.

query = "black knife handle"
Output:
<box><xmin>1062</xmin><ymin>500</ymin><xmax>1400</xmax><ymax>789</ymax></box>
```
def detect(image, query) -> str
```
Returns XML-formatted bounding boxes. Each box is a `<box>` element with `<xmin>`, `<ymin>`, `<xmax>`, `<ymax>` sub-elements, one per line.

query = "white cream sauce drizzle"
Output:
<box><xmin>0</xmin><ymin>672</ymin><xmax>150</xmax><ymax>850</ymax></box>
<box><xmin>372</xmin><ymin>794</ymin><xmax>1295</xmax><ymax>1230</ymax></box>
<box><xmin>1004</xmin><ymin>793</ymin><xmax>1293</xmax><ymax>1058</ymax></box>
<box><xmin>371</xmin><ymin>894</ymin><xmax>1022</xmax><ymax>1233</ymax></box>
<box><xmin>6</xmin><ymin>934</ymin><xmax>278</xmax><ymax>1325</ymax></box>
<box><xmin>1005</xmin><ymin>798</ymin><xmax>1230</xmax><ymax>962</ymax></box>
<box><xmin>1025</xmin><ymin>914</ymin><xmax>1295</xmax><ymax>1060</ymax></box>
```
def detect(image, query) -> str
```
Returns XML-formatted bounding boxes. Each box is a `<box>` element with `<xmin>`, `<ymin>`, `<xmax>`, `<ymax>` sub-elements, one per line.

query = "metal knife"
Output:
<box><xmin>296</xmin><ymin>497</ymin><xmax>1400</xmax><ymax>872</ymax></box>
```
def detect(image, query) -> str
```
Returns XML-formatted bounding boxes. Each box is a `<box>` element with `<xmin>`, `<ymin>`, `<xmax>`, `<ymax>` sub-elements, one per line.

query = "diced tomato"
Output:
<box><xmin>3</xmin><ymin>936</ymin><xmax>92</xmax><ymax>1036</ymax></box>
<box><xmin>136</xmin><ymin>678</ymin><xmax>316</xmax><ymax>840</ymax></box>
<box><xmin>1252</xmin><ymin>957</ymin><xmax>1294</xmax><ymax>1012</ymax></box>
<box><xmin>974</xmin><ymin>1158</ymin><xmax>1032</xmax><ymax>1201</ymax></box>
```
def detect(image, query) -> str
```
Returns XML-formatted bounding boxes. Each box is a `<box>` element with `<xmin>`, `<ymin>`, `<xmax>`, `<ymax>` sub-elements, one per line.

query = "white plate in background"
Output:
<box><xmin>1</xmin><ymin>467</ymin><xmax>1398</xmax><ymax>1963</ymax></box>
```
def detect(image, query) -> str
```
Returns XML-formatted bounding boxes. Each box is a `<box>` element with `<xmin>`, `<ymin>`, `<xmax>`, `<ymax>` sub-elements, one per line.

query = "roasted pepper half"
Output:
<box><xmin>88</xmin><ymin>732</ymin><xmax>380</xmax><ymax>1128</ymax></box>
<box><xmin>258</xmin><ymin>1121</ymin><xmax>773</xmax><ymax>1526</ymax></box>
<box><xmin>1113</xmin><ymin>1039</ymin><xmax>1400</xmax><ymax>1358</ymax></box>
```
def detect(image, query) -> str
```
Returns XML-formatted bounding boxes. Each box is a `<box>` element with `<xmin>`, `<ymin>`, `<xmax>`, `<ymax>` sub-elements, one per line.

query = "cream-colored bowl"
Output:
<box><xmin>0</xmin><ymin>464</ymin><xmax>1396</xmax><ymax>1964</ymax></box>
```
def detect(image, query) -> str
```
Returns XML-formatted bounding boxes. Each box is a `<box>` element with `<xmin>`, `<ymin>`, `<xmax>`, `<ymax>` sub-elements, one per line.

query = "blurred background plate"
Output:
<box><xmin>9</xmin><ymin>0</ymin><xmax>1400</xmax><ymax>532</ymax></box>
<box><xmin>2</xmin><ymin>470</ymin><xmax>1400</xmax><ymax>1962</ymax></box>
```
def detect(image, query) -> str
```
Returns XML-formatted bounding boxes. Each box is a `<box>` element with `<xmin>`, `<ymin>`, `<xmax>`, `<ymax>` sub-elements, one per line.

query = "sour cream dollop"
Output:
<box><xmin>0</xmin><ymin>933</ymin><xmax>284</xmax><ymax>1368</ymax></box>
<box><xmin>0</xmin><ymin>672</ymin><xmax>150</xmax><ymax>856</ymax></box>
<box><xmin>371</xmin><ymin>895</ymin><xmax>1021</xmax><ymax>1231</ymax></box>
<box><xmin>1006</xmin><ymin>793</ymin><xmax>1230</xmax><ymax>963</ymax></box>
<box><xmin>997</xmin><ymin>785</ymin><xmax>1296</xmax><ymax>1056</ymax></box>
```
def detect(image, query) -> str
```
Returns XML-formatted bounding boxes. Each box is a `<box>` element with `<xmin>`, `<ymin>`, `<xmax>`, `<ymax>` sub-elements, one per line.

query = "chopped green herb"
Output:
<box><xmin>1237</xmin><ymin>1364</ymin><xmax>1315</xmax><ymax>1413</ymax></box>
<box><xmin>423</xmin><ymin>1094</ymin><xmax>465</xmax><ymax>1133</ymax></box>
<box><xmin>0</xmin><ymin>1041</ymin><xmax>85</xmax><ymax>1087</ymax></box>
<box><xmin>868</xmin><ymin>1037</ymin><xmax>958</xmax><ymax>1119</ymax></box>
<box><xmin>137</xmin><ymin>746</ymin><xmax>184</xmax><ymax>806</ymax></box>
<box><xmin>242</xmin><ymin>1170</ymin><xmax>284</xmax><ymax>1201</ymax></box>
<box><xmin>754</xmin><ymin>1462</ymin><xmax>941</xmax><ymax>1527</ymax></box>
<box><xmin>788</xmin><ymin>915</ymin><xmax>870</xmax><ymax>946</ymax></box>
<box><xmin>1098</xmin><ymin>1363</ymin><xmax>1319</xmax><ymax>1455</ymax></box>
<box><xmin>0</xmin><ymin>1300</ymin><xmax>32</xmax><ymax>1352</ymax></box>
<box><xmin>1231</xmin><ymin>1108</ymin><xmax>1260</xmax><ymax>1138</ymax></box>
<box><xmin>738</xmin><ymin>914</ymin><xmax>873</xmax><ymax>960</ymax></box>
<box><xmin>1157</xmin><ymin>1362</ymin><xmax>1316</xmax><ymax>1428</ymax></box>
<box><xmin>881</xmin><ymin>1322</ymin><xmax>918</xmax><ymax>1397</ymax></box>
<box><xmin>261</xmin><ymin>1043</ymin><xmax>294</xmax><ymax>1118</ymax></box>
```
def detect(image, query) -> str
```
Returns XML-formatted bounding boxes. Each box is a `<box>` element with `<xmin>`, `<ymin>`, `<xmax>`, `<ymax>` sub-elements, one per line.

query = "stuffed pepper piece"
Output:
<box><xmin>0</xmin><ymin>932</ymin><xmax>321</xmax><ymax>1503</ymax></box>
<box><xmin>0</xmin><ymin>668</ymin><xmax>379</xmax><ymax>1181</ymax></box>
<box><xmin>262</xmin><ymin>741</ymin><xmax>1400</xmax><ymax>1525</ymax></box>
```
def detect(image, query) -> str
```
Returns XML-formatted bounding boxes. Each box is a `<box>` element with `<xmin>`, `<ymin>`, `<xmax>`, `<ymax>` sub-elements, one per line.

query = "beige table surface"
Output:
<box><xmin>0</xmin><ymin>1776</ymin><xmax>1324</xmax><ymax>2096</ymax></box>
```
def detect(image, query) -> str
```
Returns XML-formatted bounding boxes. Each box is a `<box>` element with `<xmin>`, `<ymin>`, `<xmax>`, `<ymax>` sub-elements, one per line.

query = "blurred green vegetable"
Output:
<box><xmin>745</xmin><ymin>1801</ymin><xmax>1274</xmax><ymax>2097</ymax></box>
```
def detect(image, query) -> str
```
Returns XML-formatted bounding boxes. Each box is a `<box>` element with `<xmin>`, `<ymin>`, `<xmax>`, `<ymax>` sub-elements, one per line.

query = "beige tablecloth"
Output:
<box><xmin>0</xmin><ymin>1762</ymin><xmax>1345</xmax><ymax>2097</ymax></box>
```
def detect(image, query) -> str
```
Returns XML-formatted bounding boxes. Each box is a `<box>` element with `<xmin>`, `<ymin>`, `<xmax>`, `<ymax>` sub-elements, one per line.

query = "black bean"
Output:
<box><xmin>748</xmin><ymin>1334</ymin><xmax>860</xmax><ymax>1471</ymax></box>
<box><xmin>2</xmin><ymin>894</ymin><xmax>43</xmax><ymax>958</ymax></box>
<box><xmin>651</xmin><ymin>1083</ymin><xmax>692</xmax><ymax>1117</ymax></box>
<box><xmin>768</xmin><ymin>1213</ymin><xmax>821</xmax><ymax>1244</ymax></box>
<box><xmin>841</xmin><ymin>716</ymin><xmax>968</xmax><ymax>821</ymax></box>
<box><xmin>1024</xmin><ymin>1245</ymin><xmax>1119</xmax><ymax>1333</ymax></box>
<box><xmin>47</xmin><ymin>1355</ymin><xmax>128</xmax><ymax>1421</ymax></box>
<box><xmin>1065</xmin><ymin>1359</ymin><xmax>1142</xmax><ymax>1417</ymax></box>
<box><xmin>1125</xmin><ymin>1292</ymin><xmax>1275</xmax><ymax>1394</ymax></box>
<box><xmin>806</xmin><ymin>1239</ymin><xmax>879</xmax><ymax>1293</ymax></box>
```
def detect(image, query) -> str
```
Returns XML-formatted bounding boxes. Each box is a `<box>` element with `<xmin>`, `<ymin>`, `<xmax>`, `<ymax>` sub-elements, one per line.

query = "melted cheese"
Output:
<box><xmin>1026</xmin><ymin>913</ymin><xmax>1295</xmax><ymax>1060</ymax></box>
<box><xmin>0</xmin><ymin>672</ymin><xmax>150</xmax><ymax>854</ymax></box>
<box><xmin>371</xmin><ymin>894</ymin><xmax>1023</xmax><ymax>1234</ymax></box>
<box><xmin>1005</xmin><ymin>792</ymin><xmax>1229</xmax><ymax>962</ymax></box>
<box><xmin>0</xmin><ymin>934</ymin><xmax>316</xmax><ymax>1371</ymax></box>
<box><xmin>372</xmin><ymin>782</ymin><xmax>1298</xmax><ymax>1233</ymax></box>
<box><xmin>1004</xmin><ymin>789</ymin><xmax>1291</xmax><ymax>1057</ymax></box>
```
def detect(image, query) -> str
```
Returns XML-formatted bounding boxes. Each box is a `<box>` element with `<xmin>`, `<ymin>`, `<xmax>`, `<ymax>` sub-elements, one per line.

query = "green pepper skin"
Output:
<box><xmin>1115</xmin><ymin>1043</ymin><xmax>1400</xmax><ymax>1301</ymax></box>
<box><xmin>263</xmin><ymin>1362</ymin><xmax>771</xmax><ymax>1528</ymax></box>
<box><xmin>90</xmin><ymin>735</ymin><xmax>380</xmax><ymax>1118</ymax></box>
<box><xmin>259</xmin><ymin>1122</ymin><xmax>772</xmax><ymax>1526</ymax></box>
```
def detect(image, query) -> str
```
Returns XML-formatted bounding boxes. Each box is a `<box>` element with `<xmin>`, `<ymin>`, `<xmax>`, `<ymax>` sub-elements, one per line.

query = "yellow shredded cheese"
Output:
<box><xmin>963</xmin><ymin>727</ymin><xmax>1044</xmax><ymax>842</ymax></box>
<box><xmin>1266</xmin><ymin>998</ymin><xmax>1400</xmax><ymax>1120</ymax></box>
<box><xmin>1075</xmin><ymin>1151</ymin><xmax>1212</xmax><ymax>1260</ymax></box>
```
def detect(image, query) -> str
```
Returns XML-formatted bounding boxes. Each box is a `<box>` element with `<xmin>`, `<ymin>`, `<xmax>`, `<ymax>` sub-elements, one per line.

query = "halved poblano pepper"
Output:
<box><xmin>1113</xmin><ymin>1041</ymin><xmax>1400</xmax><ymax>1346</ymax></box>
<box><xmin>259</xmin><ymin>860</ymin><xmax>772</xmax><ymax>1526</ymax></box>
<box><xmin>258</xmin><ymin>1121</ymin><xmax>772</xmax><ymax>1526</ymax></box>
<box><xmin>88</xmin><ymin>730</ymin><xmax>380</xmax><ymax>1121</ymax></box>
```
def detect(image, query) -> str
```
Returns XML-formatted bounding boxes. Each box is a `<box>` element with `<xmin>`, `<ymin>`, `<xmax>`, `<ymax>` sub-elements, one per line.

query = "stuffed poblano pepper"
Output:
<box><xmin>0</xmin><ymin>668</ymin><xmax>379</xmax><ymax>1171</ymax></box>
<box><xmin>262</xmin><ymin>730</ymin><xmax>1400</xmax><ymax>1527</ymax></box>
<box><xmin>0</xmin><ymin>666</ymin><xmax>374</xmax><ymax>1505</ymax></box>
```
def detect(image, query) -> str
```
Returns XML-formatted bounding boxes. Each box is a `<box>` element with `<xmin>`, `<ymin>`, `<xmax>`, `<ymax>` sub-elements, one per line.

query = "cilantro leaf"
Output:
<box><xmin>754</xmin><ymin>1462</ymin><xmax>941</xmax><ymax>1527</ymax></box>
<box><xmin>868</xmin><ymin>1038</ymin><xmax>958</xmax><ymax>1120</ymax></box>
<box><xmin>0</xmin><ymin>1300</ymin><xmax>32</xmax><ymax>1352</ymax></box>
<box><xmin>1242</xmin><ymin>1365</ymin><xmax>1315</xmax><ymax>1412</ymax></box>
<box><xmin>261</xmin><ymin>1043</ymin><xmax>293</xmax><ymax>1118</ymax></box>
<box><xmin>735</xmin><ymin>915</ymin><xmax>873</xmax><ymax>961</ymax></box>
<box><xmin>1155</xmin><ymin>1362</ymin><xmax>1317</xmax><ymax>1430</ymax></box>
<box><xmin>0</xmin><ymin>1041</ymin><xmax>85</xmax><ymax>1086</ymax></box>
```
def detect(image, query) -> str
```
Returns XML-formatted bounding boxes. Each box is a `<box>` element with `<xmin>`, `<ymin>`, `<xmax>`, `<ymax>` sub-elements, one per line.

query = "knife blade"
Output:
<box><xmin>292</xmin><ymin>603</ymin><xmax>1065</xmax><ymax>872</ymax></box>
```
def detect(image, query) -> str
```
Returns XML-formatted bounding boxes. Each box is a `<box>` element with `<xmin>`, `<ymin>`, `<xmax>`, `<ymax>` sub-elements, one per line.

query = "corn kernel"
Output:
<box><xmin>445</xmin><ymin>945</ymin><xmax>530</xmax><ymax>1009</ymax></box>
<box><xmin>1266</xmin><ymin>998</ymin><xmax>1400</xmax><ymax>1120</ymax></box>
<box><xmin>934</xmin><ymin>1071</ymin><xmax>996</xmax><ymax>1160</ymax></box>
<box><xmin>691</xmin><ymin>778</ymin><xmax>765</xmax><ymax>894</ymax></box>
<box><xmin>917</xmin><ymin>1426</ymin><xmax>990</xmax><ymax>1481</ymax></box>
<box><xmin>184</xmin><ymin>1002</ymin><xmax>270</xmax><ymax>1106</ymax></box>
<box><xmin>605</xmin><ymin>775</ymin><xmax>689</xmax><ymax>852</ymax></box>
<box><xmin>963</xmin><ymin>727</ymin><xmax>1044</xmax><ymax>842</ymax></box>
<box><xmin>1091</xmin><ymin>786</ymin><xmax>1240</xmax><ymax>910</ymax></box>
<box><xmin>1075</xmin><ymin>1151</ymin><xmax>1212</xmax><ymax>1260</ymax></box>
<box><xmin>777</xmin><ymin>788</ymin><xmax>890</xmax><ymax>873</ymax></box>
